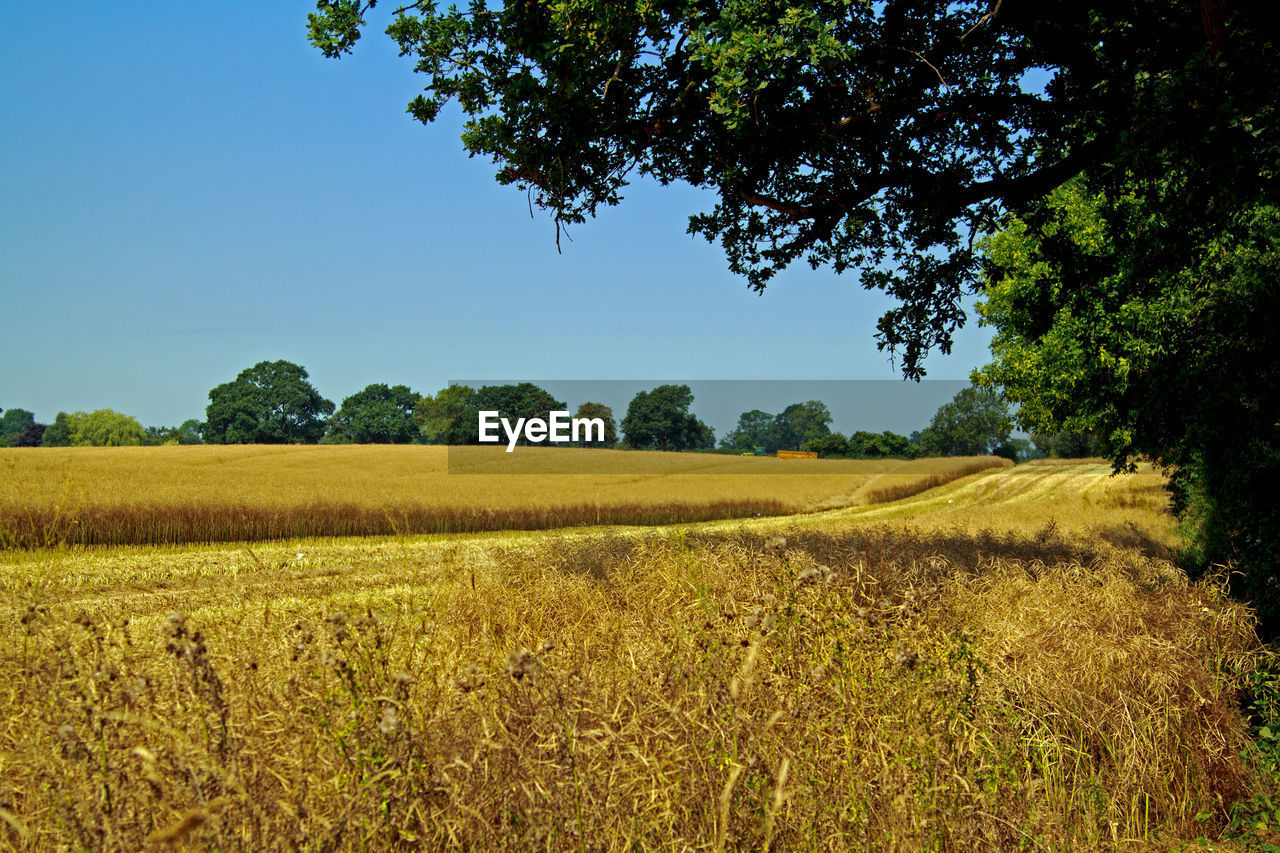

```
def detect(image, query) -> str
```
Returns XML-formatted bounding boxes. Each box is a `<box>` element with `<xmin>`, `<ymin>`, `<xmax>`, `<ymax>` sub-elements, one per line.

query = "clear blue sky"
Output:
<box><xmin>0</xmin><ymin>1</ymin><xmax>995</xmax><ymax>429</ymax></box>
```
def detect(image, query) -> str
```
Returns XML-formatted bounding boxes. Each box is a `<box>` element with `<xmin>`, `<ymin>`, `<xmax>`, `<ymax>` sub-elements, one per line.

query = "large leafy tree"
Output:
<box><xmin>919</xmin><ymin>384</ymin><xmax>1011</xmax><ymax>456</ymax></box>
<box><xmin>0</xmin><ymin>408</ymin><xmax>36</xmax><ymax>446</ymax></box>
<box><xmin>327</xmin><ymin>383</ymin><xmax>422</xmax><ymax>443</ymax></box>
<box><xmin>573</xmin><ymin>401</ymin><xmax>618</xmax><ymax>447</ymax></box>
<box><xmin>771</xmin><ymin>401</ymin><xmax>833</xmax><ymax>451</ymax></box>
<box><xmin>621</xmin><ymin>384</ymin><xmax>713</xmax><ymax>451</ymax></box>
<box><xmin>42</xmin><ymin>410</ymin><xmax>148</xmax><ymax>447</ymax></box>
<box><xmin>721</xmin><ymin>409</ymin><xmax>774</xmax><ymax>452</ymax></box>
<box><xmin>41</xmin><ymin>413</ymin><xmax>73</xmax><ymax>447</ymax></box>
<box><xmin>472</xmin><ymin>383</ymin><xmax>568</xmax><ymax>446</ymax></box>
<box><xmin>307</xmin><ymin>0</ymin><xmax>1277</xmax><ymax>375</ymax></box>
<box><xmin>204</xmin><ymin>360</ymin><xmax>335</xmax><ymax>444</ymax></box>
<box><xmin>309</xmin><ymin>1</ymin><xmax>1280</xmax><ymax>619</ymax></box>
<box><xmin>415</xmin><ymin>384</ymin><xmax>480</xmax><ymax>444</ymax></box>
<box><xmin>975</xmin><ymin>182</ymin><xmax>1280</xmax><ymax>626</ymax></box>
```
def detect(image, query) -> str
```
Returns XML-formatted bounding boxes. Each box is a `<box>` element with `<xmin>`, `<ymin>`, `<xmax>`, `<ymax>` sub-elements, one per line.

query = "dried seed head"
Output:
<box><xmin>506</xmin><ymin>648</ymin><xmax>540</xmax><ymax>682</ymax></box>
<box><xmin>796</xmin><ymin>566</ymin><xmax>821</xmax><ymax>585</ymax></box>
<box><xmin>760</xmin><ymin>613</ymin><xmax>777</xmax><ymax>634</ymax></box>
<box><xmin>456</xmin><ymin>663</ymin><xmax>486</xmax><ymax>693</ymax></box>
<box><xmin>541</xmin><ymin>640</ymin><xmax>556</xmax><ymax>653</ymax></box>
<box><xmin>57</xmin><ymin>724</ymin><xmax>76</xmax><ymax>740</ymax></box>
<box><xmin>378</xmin><ymin>706</ymin><xmax>399</xmax><ymax>735</ymax></box>
<box><xmin>892</xmin><ymin>648</ymin><xmax>919</xmax><ymax>669</ymax></box>
<box><xmin>326</xmin><ymin>610</ymin><xmax>347</xmax><ymax>627</ymax></box>
<box><xmin>392</xmin><ymin>671</ymin><xmax>415</xmax><ymax>685</ymax></box>
<box><xmin>763</xmin><ymin>536</ymin><xmax>788</xmax><ymax>554</ymax></box>
<box><xmin>809</xmin><ymin>663</ymin><xmax>828</xmax><ymax>680</ymax></box>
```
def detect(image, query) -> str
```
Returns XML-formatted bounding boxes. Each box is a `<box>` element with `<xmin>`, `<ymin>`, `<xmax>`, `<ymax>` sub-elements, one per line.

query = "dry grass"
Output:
<box><xmin>0</xmin><ymin>446</ymin><xmax>1005</xmax><ymax>548</ymax></box>
<box><xmin>0</xmin><ymin>462</ymin><xmax>1277</xmax><ymax>850</ymax></box>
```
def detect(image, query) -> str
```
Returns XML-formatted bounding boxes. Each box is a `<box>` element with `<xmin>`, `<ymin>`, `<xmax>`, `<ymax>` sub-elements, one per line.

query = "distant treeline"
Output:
<box><xmin>1</xmin><ymin>360</ymin><xmax>1103</xmax><ymax>459</ymax></box>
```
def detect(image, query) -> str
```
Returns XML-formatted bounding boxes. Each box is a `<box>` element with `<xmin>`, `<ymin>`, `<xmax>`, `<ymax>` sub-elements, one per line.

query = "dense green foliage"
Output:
<box><xmin>801</xmin><ymin>429</ymin><xmax>919</xmax><ymax>459</ymax></box>
<box><xmin>204</xmin><ymin>361</ymin><xmax>336</xmax><ymax>445</ymax></box>
<box><xmin>472</xmin><ymin>383</ymin><xmax>567</xmax><ymax>447</ymax></box>
<box><xmin>34</xmin><ymin>410</ymin><xmax>148</xmax><ymax>447</ymax></box>
<box><xmin>621</xmin><ymin>384</ymin><xmax>714</xmax><ymax>451</ymax></box>
<box><xmin>0</xmin><ymin>408</ymin><xmax>36</xmax><ymax>446</ymax></box>
<box><xmin>720</xmin><ymin>410</ymin><xmax>774</xmax><ymax>453</ymax></box>
<box><xmin>722</xmin><ymin>402</ymin><xmax>832</xmax><ymax>453</ymax></box>
<box><xmin>326</xmin><ymin>383</ymin><xmax>421</xmax><ymax>444</ymax></box>
<box><xmin>975</xmin><ymin>182</ymin><xmax>1280</xmax><ymax>629</ymax></box>
<box><xmin>916</xmin><ymin>385</ymin><xmax>1011</xmax><ymax>457</ymax></box>
<box><xmin>573</xmin><ymin>401</ymin><xmax>618</xmax><ymax>447</ymax></box>
<box><xmin>414</xmin><ymin>384</ymin><xmax>480</xmax><ymax>445</ymax></box>
<box><xmin>307</xmin><ymin>0</ymin><xmax>1277</xmax><ymax>379</ymax></box>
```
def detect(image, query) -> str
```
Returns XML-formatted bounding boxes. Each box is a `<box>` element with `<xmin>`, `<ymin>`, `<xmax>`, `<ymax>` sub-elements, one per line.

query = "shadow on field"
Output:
<box><xmin>524</xmin><ymin>524</ymin><xmax>1187</xmax><ymax>590</ymax></box>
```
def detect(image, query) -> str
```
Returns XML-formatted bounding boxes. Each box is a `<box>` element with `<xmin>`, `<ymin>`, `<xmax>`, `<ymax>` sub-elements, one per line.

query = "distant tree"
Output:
<box><xmin>471</xmin><ymin>383</ymin><xmax>567</xmax><ymax>447</ymax></box>
<box><xmin>621</xmin><ymin>385</ymin><xmax>712</xmax><ymax>452</ymax></box>
<box><xmin>923</xmin><ymin>386</ymin><xmax>1012</xmax><ymax>456</ymax></box>
<box><xmin>0</xmin><ymin>408</ymin><xmax>36</xmax><ymax>446</ymax></box>
<box><xmin>771</xmin><ymin>401</ymin><xmax>833</xmax><ymax>452</ymax></box>
<box><xmin>41</xmin><ymin>413</ymin><xmax>73</xmax><ymax>447</ymax></box>
<box><xmin>1030</xmin><ymin>432</ymin><xmax>1055</xmax><ymax>457</ymax></box>
<box><xmin>177</xmin><ymin>419</ymin><xmax>204</xmax><ymax>445</ymax></box>
<box><xmin>327</xmin><ymin>383</ymin><xmax>421</xmax><ymax>444</ymax></box>
<box><xmin>847</xmin><ymin>430</ymin><xmax>915</xmax><ymax>458</ymax></box>
<box><xmin>12</xmin><ymin>423</ymin><xmax>46</xmax><ymax>447</ymax></box>
<box><xmin>803</xmin><ymin>433</ymin><xmax>849</xmax><ymax>458</ymax></box>
<box><xmin>204</xmin><ymin>360</ymin><xmax>335</xmax><ymax>444</ymax></box>
<box><xmin>993</xmin><ymin>436</ymin><xmax>1036</xmax><ymax>462</ymax></box>
<box><xmin>720</xmin><ymin>409</ymin><xmax>774</xmax><ymax>453</ymax></box>
<box><xmin>689</xmin><ymin>419</ymin><xmax>716</xmax><ymax>451</ymax></box>
<box><xmin>415</xmin><ymin>384</ymin><xmax>479</xmax><ymax>445</ymax></box>
<box><xmin>573</xmin><ymin>402</ymin><xmax>617</xmax><ymax>448</ymax></box>
<box><xmin>143</xmin><ymin>425</ymin><xmax>179</xmax><ymax>446</ymax></box>
<box><xmin>64</xmin><ymin>410</ymin><xmax>147</xmax><ymax>447</ymax></box>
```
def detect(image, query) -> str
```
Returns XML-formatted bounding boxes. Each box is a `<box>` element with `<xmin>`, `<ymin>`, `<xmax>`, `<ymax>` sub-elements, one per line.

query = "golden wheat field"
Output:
<box><xmin>0</xmin><ymin>446</ymin><xmax>1005</xmax><ymax>547</ymax></box>
<box><xmin>2</xmin><ymin>455</ymin><xmax>1279</xmax><ymax>850</ymax></box>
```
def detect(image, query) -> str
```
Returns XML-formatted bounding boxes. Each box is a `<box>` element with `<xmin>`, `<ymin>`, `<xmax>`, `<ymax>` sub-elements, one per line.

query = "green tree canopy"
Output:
<box><xmin>720</xmin><ymin>409</ymin><xmax>774</xmax><ymax>453</ymax></box>
<box><xmin>41</xmin><ymin>410</ymin><xmax>147</xmax><ymax>447</ymax></box>
<box><xmin>802</xmin><ymin>432</ymin><xmax>850</xmax><ymax>458</ymax></box>
<box><xmin>204</xmin><ymin>360</ymin><xmax>335</xmax><ymax>444</ymax></box>
<box><xmin>621</xmin><ymin>385</ymin><xmax>713</xmax><ymax>451</ymax></box>
<box><xmin>415</xmin><ymin>384</ymin><xmax>480</xmax><ymax>445</ymax></box>
<box><xmin>573</xmin><ymin>401</ymin><xmax>618</xmax><ymax>448</ymax></box>
<box><xmin>308</xmin><ymin>0</ymin><xmax>1278</xmax><ymax>375</ymax></box>
<box><xmin>846</xmin><ymin>430</ymin><xmax>916</xmax><ymax>459</ymax></box>
<box><xmin>771</xmin><ymin>401</ymin><xmax>833</xmax><ymax>452</ymax></box>
<box><xmin>974</xmin><ymin>180</ymin><xmax>1280</xmax><ymax>627</ymax></box>
<box><xmin>327</xmin><ymin>383</ymin><xmax>421</xmax><ymax>444</ymax></box>
<box><xmin>41</xmin><ymin>413</ymin><xmax>73</xmax><ymax>447</ymax></box>
<box><xmin>177</xmin><ymin>419</ymin><xmax>204</xmax><ymax>445</ymax></box>
<box><xmin>920</xmin><ymin>385</ymin><xmax>1011</xmax><ymax>457</ymax></box>
<box><xmin>0</xmin><ymin>408</ymin><xmax>36</xmax><ymax>446</ymax></box>
<box><xmin>471</xmin><ymin>383</ymin><xmax>567</xmax><ymax>447</ymax></box>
